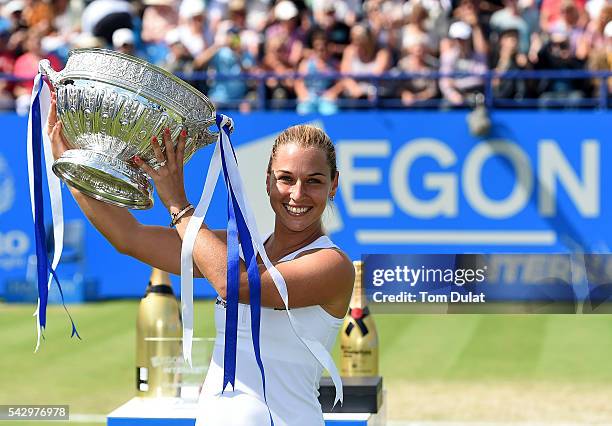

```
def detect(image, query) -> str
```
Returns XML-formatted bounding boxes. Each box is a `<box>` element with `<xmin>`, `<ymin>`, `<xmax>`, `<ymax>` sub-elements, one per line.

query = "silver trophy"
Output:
<box><xmin>39</xmin><ymin>48</ymin><xmax>219</xmax><ymax>209</ymax></box>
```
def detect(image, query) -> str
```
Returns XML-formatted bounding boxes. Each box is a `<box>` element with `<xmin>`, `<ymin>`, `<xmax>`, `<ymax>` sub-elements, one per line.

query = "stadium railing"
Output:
<box><xmin>2</xmin><ymin>69</ymin><xmax>610</xmax><ymax>111</ymax></box>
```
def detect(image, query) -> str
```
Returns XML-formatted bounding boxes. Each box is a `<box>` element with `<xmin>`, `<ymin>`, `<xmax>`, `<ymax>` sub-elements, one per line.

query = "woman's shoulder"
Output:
<box><xmin>292</xmin><ymin>238</ymin><xmax>354</xmax><ymax>278</ymax></box>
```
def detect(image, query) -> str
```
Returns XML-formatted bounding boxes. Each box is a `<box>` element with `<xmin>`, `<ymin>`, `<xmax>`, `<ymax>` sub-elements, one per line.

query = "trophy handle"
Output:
<box><xmin>38</xmin><ymin>59</ymin><xmax>62</xmax><ymax>88</ymax></box>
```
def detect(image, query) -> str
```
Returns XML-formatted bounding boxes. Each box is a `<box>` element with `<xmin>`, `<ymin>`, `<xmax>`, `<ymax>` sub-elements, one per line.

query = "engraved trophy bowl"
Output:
<box><xmin>39</xmin><ymin>49</ymin><xmax>219</xmax><ymax>209</ymax></box>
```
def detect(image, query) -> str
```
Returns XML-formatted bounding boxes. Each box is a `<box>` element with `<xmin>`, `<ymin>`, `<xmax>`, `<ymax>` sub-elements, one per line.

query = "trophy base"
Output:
<box><xmin>52</xmin><ymin>149</ymin><xmax>153</xmax><ymax>209</ymax></box>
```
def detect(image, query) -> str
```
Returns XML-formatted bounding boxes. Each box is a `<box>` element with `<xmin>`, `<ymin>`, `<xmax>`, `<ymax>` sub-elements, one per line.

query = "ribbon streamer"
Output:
<box><xmin>27</xmin><ymin>72</ymin><xmax>80</xmax><ymax>351</ymax></box>
<box><xmin>216</xmin><ymin>117</ymin><xmax>273</xmax><ymax>423</ymax></box>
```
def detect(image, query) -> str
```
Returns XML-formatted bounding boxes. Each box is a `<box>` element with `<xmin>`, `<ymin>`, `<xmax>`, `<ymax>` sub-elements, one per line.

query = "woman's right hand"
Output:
<box><xmin>46</xmin><ymin>93</ymin><xmax>70</xmax><ymax>161</ymax></box>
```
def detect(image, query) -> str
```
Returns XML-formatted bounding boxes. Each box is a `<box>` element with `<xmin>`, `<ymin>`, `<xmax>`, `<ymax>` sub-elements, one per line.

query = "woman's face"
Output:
<box><xmin>267</xmin><ymin>143</ymin><xmax>338</xmax><ymax>233</ymax></box>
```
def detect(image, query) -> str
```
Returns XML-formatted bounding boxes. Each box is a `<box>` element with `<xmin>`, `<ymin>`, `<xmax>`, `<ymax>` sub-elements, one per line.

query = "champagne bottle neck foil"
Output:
<box><xmin>145</xmin><ymin>284</ymin><xmax>174</xmax><ymax>296</ymax></box>
<box><xmin>351</xmin><ymin>260</ymin><xmax>366</xmax><ymax>309</ymax></box>
<box><xmin>145</xmin><ymin>268</ymin><xmax>174</xmax><ymax>297</ymax></box>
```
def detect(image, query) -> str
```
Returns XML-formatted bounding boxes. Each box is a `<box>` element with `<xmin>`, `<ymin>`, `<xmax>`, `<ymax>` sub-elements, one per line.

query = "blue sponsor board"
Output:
<box><xmin>1</xmin><ymin>111</ymin><xmax>611</xmax><ymax>299</ymax></box>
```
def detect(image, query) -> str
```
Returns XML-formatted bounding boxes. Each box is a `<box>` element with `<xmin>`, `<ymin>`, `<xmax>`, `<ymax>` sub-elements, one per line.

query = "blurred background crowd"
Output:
<box><xmin>0</xmin><ymin>0</ymin><xmax>611</xmax><ymax>114</ymax></box>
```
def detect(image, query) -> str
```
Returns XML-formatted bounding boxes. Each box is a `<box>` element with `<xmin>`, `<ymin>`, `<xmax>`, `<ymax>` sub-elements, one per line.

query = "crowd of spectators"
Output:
<box><xmin>0</xmin><ymin>0</ymin><xmax>610</xmax><ymax>114</ymax></box>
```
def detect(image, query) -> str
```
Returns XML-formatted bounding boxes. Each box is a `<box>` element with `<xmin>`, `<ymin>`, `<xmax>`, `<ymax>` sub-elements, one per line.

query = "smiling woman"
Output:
<box><xmin>47</xmin><ymin>96</ymin><xmax>354</xmax><ymax>426</ymax></box>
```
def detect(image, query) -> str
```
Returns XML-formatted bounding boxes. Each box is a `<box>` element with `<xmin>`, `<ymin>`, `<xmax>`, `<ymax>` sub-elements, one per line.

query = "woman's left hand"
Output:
<box><xmin>134</xmin><ymin>127</ymin><xmax>189</xmax><ymax>212</ymax></box>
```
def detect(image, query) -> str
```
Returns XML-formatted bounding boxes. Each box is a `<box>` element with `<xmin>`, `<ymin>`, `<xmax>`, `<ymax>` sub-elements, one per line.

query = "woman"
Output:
<box><xmin>47</xmin><ymin>98</ymin><xmax>354</xmax><ymax>426</ymax></box>
<box><xmin>295</xmin><ymin>30</ymin><xmax>344</xmax><ymax>115</ymax></box>
<box><xmin>340</xmin><ymin>24</ymin><xmax>390</xmax><ymax>101</ymax></box>
<box><xmin>396</xmin><ymin>35</ymin><xmax>438</xmax><ymax>107</ymax></box>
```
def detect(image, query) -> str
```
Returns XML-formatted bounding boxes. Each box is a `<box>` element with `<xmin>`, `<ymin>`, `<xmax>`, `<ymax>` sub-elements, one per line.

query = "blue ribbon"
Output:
<box><xmin>217</xmin><ymin>114</ymin><xmax>272</xmax><ymax>424</ymax></box>
<box><xmin>30</xmin><ymin>76</ymin><xmax>80</xmax><ymax>342</ymax></box>
<box><xmin>222</xmin><ymin>146</ymin><xmax>239</xmax><ymax>393</ymax></box>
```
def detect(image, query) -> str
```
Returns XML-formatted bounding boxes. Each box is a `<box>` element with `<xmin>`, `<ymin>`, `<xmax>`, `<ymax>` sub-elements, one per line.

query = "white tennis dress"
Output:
<box><xmin>195</xmin><ymin>235</ymin><xmax>344</xmax><ymax>426</ymax></box>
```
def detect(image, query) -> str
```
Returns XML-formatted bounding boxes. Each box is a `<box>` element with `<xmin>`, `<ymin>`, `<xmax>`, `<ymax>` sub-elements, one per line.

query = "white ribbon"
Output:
<box><xmin>27</xmin><ymin>75</ymin><xmax>64</xmax><ymax>352</ymax></box>
<box><xmin>181</xmin><ymin>141</ymin><xmax>222</xmax><ymax>366</ymax></box>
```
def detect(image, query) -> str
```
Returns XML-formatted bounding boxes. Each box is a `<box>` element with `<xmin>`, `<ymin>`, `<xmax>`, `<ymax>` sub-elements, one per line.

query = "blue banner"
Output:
<box><xmin>1</xmin><ymin>111</ymin><xmax>610</xmax><ymax>299</ymax></box>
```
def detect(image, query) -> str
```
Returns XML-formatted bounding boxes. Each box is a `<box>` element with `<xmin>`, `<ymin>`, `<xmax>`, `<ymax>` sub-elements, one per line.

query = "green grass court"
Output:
<box><xmin>2</xmin><ymin>300</ymin><xmax>612</xmax><ymax>425</ymax></box>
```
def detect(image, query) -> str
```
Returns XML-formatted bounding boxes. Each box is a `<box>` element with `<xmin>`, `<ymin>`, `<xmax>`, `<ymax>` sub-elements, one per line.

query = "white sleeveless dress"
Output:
<box><xmin>195</xmin><ymin>235</ymin><xmax>344</xmax><ymax>426</ymax></box>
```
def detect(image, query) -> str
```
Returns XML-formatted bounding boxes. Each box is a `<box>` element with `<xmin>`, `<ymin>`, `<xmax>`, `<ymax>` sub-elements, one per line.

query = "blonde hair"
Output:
<box><xmin>267</xmin><ymin>125</ymin><xmax>337</xmax><ymax>178</ymax></box>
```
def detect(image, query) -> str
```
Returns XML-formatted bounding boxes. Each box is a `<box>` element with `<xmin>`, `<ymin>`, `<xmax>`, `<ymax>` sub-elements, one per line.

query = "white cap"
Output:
<box><xmin>275</xmin><ymin>0</ymin><xmax>298</xmax><ymax>21</ymax></box>
<box><xmin>3</xmin><ymin>0</ymin><xmax>23</xmax><ymax>17</ymax></box>
<box><xmin>605</xmin><ymin>21</ymin><xmax>612</xmax><ymax>38</ymax></box>
<box><xmin>448</xmin><ymin>21</ymin><xmax>472</xmax><ymax>40</ymax></box>
<box><xmin>179</xmin><ymin>0</ymin><xmax>204</xmax><ymax>18</ymax></box>
<box><xmin>112</xmin><ymin>28</ymin><xmax>135</xmax><ymax>47</ymax></box>
<box><xmin>165</xmin><ymin>28</ymin><xmax>181</xmax><ymax>45</ymax></box>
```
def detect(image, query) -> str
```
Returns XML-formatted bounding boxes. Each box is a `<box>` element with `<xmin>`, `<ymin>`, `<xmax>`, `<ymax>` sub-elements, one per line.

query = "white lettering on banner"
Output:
<box><xmin>336</xmin><ymin>141</ymin><xmax>393</xmax><ymax>217</ymax></box>
<box><xmin>0</xmin><ymin>231</ymin><xmax>30</xmax><ymax>256</ymax></box>
<box><xmin>338</xmin><ymin>138</ymin><xmax>600</xmax><ymax>222</ymax></box>
<box><xmin>390</xmin><ymin>139</ymin><xmax>457</xmax><ymax>218</ymax></box>
<box><xmin>538</xmin><ymin>140</ymin><xmax>600</xmax><ymax>217</ymax></box>
<box><xmin>0</xmin><ymin>154</ymin><xmax>16</xmax><ymax>215</ymax></box>
<box><xmin>463</xmin><ymin>140</ymin><xmax>533</xmax><ymax>219</ymax></box>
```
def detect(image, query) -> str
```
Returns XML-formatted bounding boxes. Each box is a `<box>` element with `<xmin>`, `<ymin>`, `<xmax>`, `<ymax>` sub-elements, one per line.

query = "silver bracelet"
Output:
<box><xmin>170</xmin><ymin>203</ymin><xmax>194</xmax><ymax>227</ymax></box>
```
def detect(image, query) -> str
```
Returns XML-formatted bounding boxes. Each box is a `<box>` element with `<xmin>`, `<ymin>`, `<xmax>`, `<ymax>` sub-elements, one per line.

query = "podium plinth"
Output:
<box><xmin>107</xmin><ymin>396</ymin><xmax>386</xmax><ymax>425</ymax></box>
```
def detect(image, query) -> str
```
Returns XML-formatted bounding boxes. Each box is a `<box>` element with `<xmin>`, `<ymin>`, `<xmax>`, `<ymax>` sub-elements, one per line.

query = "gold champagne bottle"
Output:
<box><xmin>341</xmin><ymin>260</ymin><xmax>379</xmax><ymax>376</ymax></box>
<box><xmin>136</xmin><ymin>268</ymin><xmax>182</xmax><ymax>397</ymax></box>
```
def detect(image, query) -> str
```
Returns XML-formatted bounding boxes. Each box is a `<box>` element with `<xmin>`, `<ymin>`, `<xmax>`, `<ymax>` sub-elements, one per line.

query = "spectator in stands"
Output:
<box><xmin>587</xmin><ymin>20</ymin><xmax>612</xmax><ymax>99</ymax></box>
<box><xmin>39</xmin><ymin>0</ymin><xmax>82</xmax><ymax>64</ymax></box>
<box><xmin>82</xmin><ymin>0</ymin><xmax>134</xmax><ymax>46</ymax></box>
<box><xmin>217</xmin><ymin>0</ymin><xmax>261</xmax><ymax>59</ymax></box>
<box><xmin>23</xmin><ymin>0</ymin><xmax>54</xmax><ymax>29</ymax></box>
<box><xmin>519</xmin><ymin>0</ymin><xmax>541</xmax><ymax>37</ymax></box>
<box><xmin>3</xmin><ymin>0</ymin><xmax>26</xmax><ymax>33</ymax></box>
<box><xmin>160</xmin><ymin>28</ymin><xmax>194</xmax><ymax>74</ymax></box>
<box><xmin>178</xmin><ymin>0</ymin><xmax>207</xmax><ymax>58</ymax></box>
<box><xmin>295</xmin><ymin>30</ymin><xmax>343</xmax><ymax>115</ymax></box>
<box><xmin>263</xmin><ymin>1</ymin><xmax>305</xmax><ymax>101</ymax></box>
<box><xmin>13</xmin><ymin>29</ymin><xmax>62</xmax><ymax>115</ymax></box>
<box><xmin>340</xmin><ymin>23</ymin><xmax>391</xmax><ymax>101</ymax></box>
<box><xmin>531</xmin><ymin>28</ymin><xmax>589</xmax><ymax>106</ymax></box>
<box><xmin>551</xmin><ymin>0</ymin><xmax>589</xmax><ymax>58</ymax></box>
<box><xmin>141</xmin><ymin>0</ymin><xmax>178</xmax><ymax>45</ymax></box>
<box><xmin>439</xmin><ymin>17</ymin><xmax>489</xmax><ymax>106</ymax></box>
<box><xmin>408</xmin><ymin>0</ymin><xmax>453</xmax><ymax>53</ymax></box>
<box><xmin>52</xmin><ymin>0</ymin><xmax>82</xmax><ymax>39</ymax></box>
<box><xmin>309</xmin><ymin>3</ymin><xmax>351</xmax><ymax>62</ymax></box>
<box><xmin>492</xmin><ymin>27</ymin><xmax>529</xmax><ymax>100</ymax></box>
<box><xmin>264</xmin><ymin>1</ymin><xmax>305</xmax><ymax>70</ymax></box>
<box><xmin>313</xmin><ymin>0</ymin><xmax>361</xmax><ymax>26</ymax></box>
<box><xmin>198</xmin><ymin>28</ymin><xmax>255</xmax><ymax>111</ymax></box>
<box><xmin>490</xmin><ymin>0</ymin><xmax>531</xmax><ymax>53</ymax></box>
<box><xmin>396</xmin><ymin>33</ymin><xmax>438</xmax><ymax>106</ymax></box>
<box><xmin>363</xmin><ymin>0</ymin><xmax>403</xmax><ymax>55</ymax></box>
<box><xmin>581</xmin><ymin>2</ymin><xmax>612</xmax><ymax>51</ymax></box>
<box><xmin>4</xmin><ymin>0</ymin><xmax>28</xmax><ymax>56</ymax></box>
<box><xmin>402</xmin><ymin>3</ymin><xmax>437</xmax><ymax>54</ymax></box>
<box><xmin>140</xmin><ymin>0</ymin><xmax>176</xmax><ymax>64</ymax></box>
<box><xmin>540</xmin><ymin>0</ymin><xmax>588</xmax><ymax>33</ymax></box>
